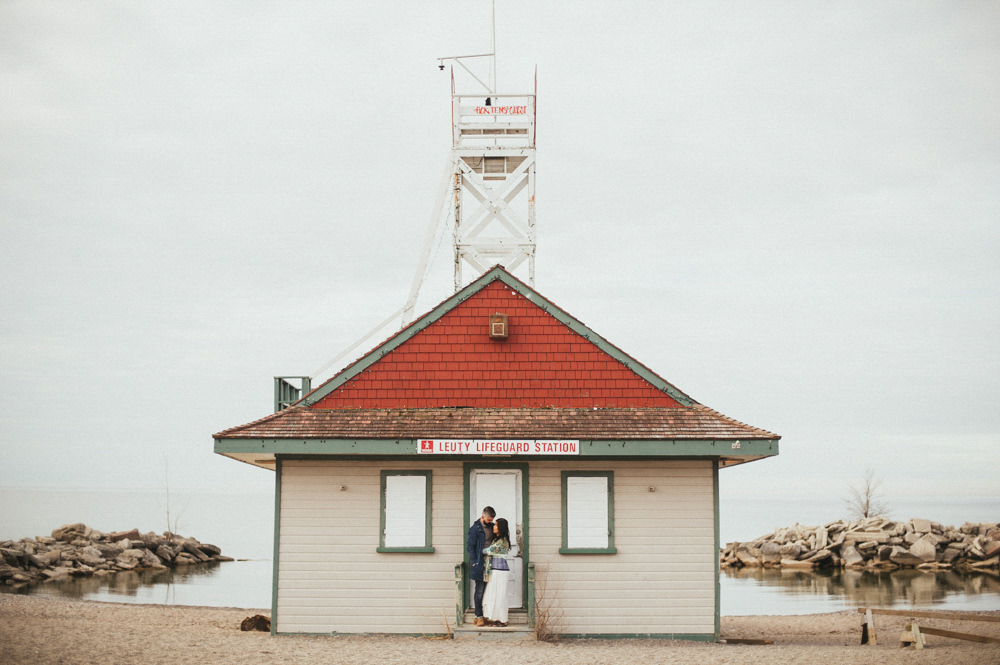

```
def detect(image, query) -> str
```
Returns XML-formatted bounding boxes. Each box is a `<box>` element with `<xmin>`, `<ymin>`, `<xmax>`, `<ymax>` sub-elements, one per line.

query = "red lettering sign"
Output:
<box><xmin>417</xmin><ymin>439</ymin><xmax>578</xmax><ymax>455</ymax></box>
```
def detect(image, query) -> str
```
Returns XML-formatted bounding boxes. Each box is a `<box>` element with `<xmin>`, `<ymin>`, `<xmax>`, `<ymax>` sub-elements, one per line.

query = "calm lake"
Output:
<box><xmin>2</xmin><ymin>486</ymin><xmax>998</xmax><ymax>615</ymax></box>
<box><xmin>7</xmin><ymin>558</ymin><xmax>1000</xmax><ymax>616</ymax></box>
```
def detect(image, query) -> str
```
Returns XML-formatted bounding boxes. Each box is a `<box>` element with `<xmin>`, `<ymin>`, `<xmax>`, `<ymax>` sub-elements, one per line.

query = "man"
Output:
<box><xmin>466</xmin><ymin>505</ymin><xmax>496</xmax><ymax>626</ymax></box>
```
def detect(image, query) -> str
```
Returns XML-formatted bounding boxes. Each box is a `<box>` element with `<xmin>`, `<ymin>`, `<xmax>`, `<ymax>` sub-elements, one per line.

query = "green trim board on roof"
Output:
<box><xmin>215</xmin><ymin>437</ymin><xmax>778</xmax><ymax>458</ymax></box>
<box><xmin>295</xmin><ymin>265</ymin><xmax>696</xmax><ymax>408</ymax></box>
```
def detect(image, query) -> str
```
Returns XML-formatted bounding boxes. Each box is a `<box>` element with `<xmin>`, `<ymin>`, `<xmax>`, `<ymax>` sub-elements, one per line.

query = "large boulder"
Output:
<box><xmin>910</xmin><ymin>534</ymin><xmax>939</xmax><ymax>562</ymax></box>
<box><xmin>240</xmin><ymin>615</ymin><xmax>271</xmax><ymax>632</ymax></box>
<box><xmin>108</xmin><ymin>529</ymin><xmax>140</xmax><ymax>543</ymax></box>
<box><xmin>735</xmin><ymin>544</ymin><xmax>762</xmax><ymax>566</ymax></box>
<box><xmin>841</xmin><ymin>545</ymin><xmax>865</xmax><ymax>567</ymax></box>
<box><xmin>139</xmin><ymin>549</ymin><xmax>167</xmax><ymax>569</ymax></box>
<box><xmin>155</xmin><ymin>544</ymin><xmax>178</xmax><ymax>563</ymax></box>
<box><xmin>181</xmin><ymin>541</ymin><xmax>211</xmax><ymax>562</ymax></box>
<box><xmin>760</xmin><ymin>542</ymin><xmax>782</xmax><ymax>565</ymax></box>
<box><xmin>941</xmin><ymin>545</ymin><xmax>964</xmax><ymax>563</ymax></box>
<box><xmin>843</xmin><ymin>531</ymin><xmax>891</xmax><ymax>543</ymax></box>
<box><xmin>51</xmin><ymin>524</ymin><xmax>90</xmax><ymax>543</ymax></box>
<box><xmin>889</xmin><ymin>546</ymin><xmax>924</xmax><ymax>567</ymax></box>
<box><xmin>805</xmin><ymin>548</ymin><xmax>832</xmax><ymax>564</ymax></box>
<box><xmin>40</xmin><ymin>549</ymin><xmax>62</xmax><ymax>566</ymax></box>
<box><xmin>78</xmin><ymin>546</ymin><xmax>105</xmax><ymax>567</ymax></box>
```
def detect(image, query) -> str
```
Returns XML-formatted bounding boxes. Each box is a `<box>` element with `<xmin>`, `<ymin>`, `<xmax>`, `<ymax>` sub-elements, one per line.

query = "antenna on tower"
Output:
<box><xmin>404</xmin><ymin>0</ymin><xmax>536</xmax><ymax>323</ymax></box>
<box><xmin>301</xmin><ymin>2</ymin><xmax>536</xmax><ymax>390</ymax></box>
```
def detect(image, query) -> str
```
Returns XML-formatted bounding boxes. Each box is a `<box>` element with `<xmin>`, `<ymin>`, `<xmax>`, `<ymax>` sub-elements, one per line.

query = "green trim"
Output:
<box><xmin>274</xmin><ymin>632</ymin><xmax>453</xmax><ymax>638</ymax></box>
<box><xmin>298</xmin><ymin>265</ymin><xmax>695</xmax><ymax>407</ymax></box>
<box><xmin>560</xmin><ymin>471</ymin><xmax>616</xmax><ymax>554</ymax></box>
<box><xmin>378</xmin><ymin>470</ymin><xmax>433</xmax><ymax>552</ymax></box>
<box><xmin>272</xmin><ymin>631</ymin><xmax>714</xmax><ymax>641</ymax></box>
<box><xmin>215</xmin><ymin>437</ymin><xmax>778</xmax><ymax>458</ymax></box>
<box><xmin>270</xmin><ymin>457</ymin><xmax>282</xmax><ymax>636</ymax></box>
<box><xmin>462</xmin><ymin>462</ymin><xmax>530</xmax><ymax>611</ymax></box>
<box><xmin>713</xmin><ymin>459</ymin><xmax>721</xmax><ymax>641</ymax></box>
<box><xmin>555</xmin><ymin>633</ymin><xmax>717</xmax><ymax>642</ymax></box>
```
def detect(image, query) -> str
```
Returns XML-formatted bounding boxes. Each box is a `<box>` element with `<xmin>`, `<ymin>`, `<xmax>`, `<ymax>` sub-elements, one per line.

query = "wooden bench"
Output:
<box><xmin>858</xmin><ymin>607</ymin><xmax>1000</xmax><ymax>649</ymax></box>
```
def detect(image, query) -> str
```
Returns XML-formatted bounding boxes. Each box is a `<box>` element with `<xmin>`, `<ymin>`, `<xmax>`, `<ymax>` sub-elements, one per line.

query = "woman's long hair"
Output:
<box><xmin>494</xmin><ymin>517</ymin><xmax>511</xmax><ymax>545</ymax></box>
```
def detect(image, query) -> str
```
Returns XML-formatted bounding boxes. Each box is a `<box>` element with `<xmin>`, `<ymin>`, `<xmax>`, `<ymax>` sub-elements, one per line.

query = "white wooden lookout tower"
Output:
<box><xmin>447</xmin><ymin>69</ymin><xmax>537</xmax><ymax>292</ymax></box>
<box><xmin>308</xmin><ymin>14</ymin><xmax>538</xmax><ymax>386</ymax></box>
<box><xmin>401</xmin><ymin>18</ymin><xmax>537</xmax><ymax>326</ymax></box>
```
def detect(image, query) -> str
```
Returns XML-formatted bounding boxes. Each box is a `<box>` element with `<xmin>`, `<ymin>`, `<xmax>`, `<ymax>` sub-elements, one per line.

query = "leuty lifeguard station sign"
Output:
<box><xmin>418</xmin><ymin>439</ymin><xmax>579</xmax><ymax>455</ymax></box>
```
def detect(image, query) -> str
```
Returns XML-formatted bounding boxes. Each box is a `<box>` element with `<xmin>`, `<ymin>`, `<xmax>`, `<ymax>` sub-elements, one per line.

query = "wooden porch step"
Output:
<box><xmin>454</xmin><ymin>610</ymin><xmax>535</xmax><ymax>641</ymax></box>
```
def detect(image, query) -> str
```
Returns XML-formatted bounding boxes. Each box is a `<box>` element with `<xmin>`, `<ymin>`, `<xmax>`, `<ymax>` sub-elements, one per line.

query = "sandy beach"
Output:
<box><xmin>1</xmin><ymin>595</ymin><xmax>997</xmax><ymax>665</ymax></box>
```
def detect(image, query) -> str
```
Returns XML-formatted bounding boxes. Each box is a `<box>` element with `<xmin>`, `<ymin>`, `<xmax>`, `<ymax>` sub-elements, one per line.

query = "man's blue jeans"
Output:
<box><xmin>474</xmin><ymin>579</ymin><xmax>487</xmax><ymax>617</ymax></box>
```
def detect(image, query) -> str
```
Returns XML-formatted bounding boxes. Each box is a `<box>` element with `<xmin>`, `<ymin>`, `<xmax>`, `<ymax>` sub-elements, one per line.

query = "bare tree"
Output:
<box><xmin>845</xmin><ymin>466</ymin><xmax>890</xmax><ymax>519</ymax></box>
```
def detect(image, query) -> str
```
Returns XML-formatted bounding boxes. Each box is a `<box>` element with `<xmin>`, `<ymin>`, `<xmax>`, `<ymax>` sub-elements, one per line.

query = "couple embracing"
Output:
<box><xmin>466</xmin><ymin>506</ymin><xmax>513</xmax><ymax>627</ymax></box>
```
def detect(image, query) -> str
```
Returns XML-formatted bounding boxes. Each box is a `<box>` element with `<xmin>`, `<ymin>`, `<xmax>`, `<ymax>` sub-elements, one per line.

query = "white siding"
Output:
<box><xmin>530</xmin><ymin>460</ymin><xmax>716</xmax><ymax>636</ymax></box>
<box><xmin>276</xmin><ymin>460</ymin><xmax>463</xmax><ymax>634</ymax></box>
<box><xmin>275</xmin><ymin>458</ymin><xmax>717</xmax><ymax>637</ymax></box>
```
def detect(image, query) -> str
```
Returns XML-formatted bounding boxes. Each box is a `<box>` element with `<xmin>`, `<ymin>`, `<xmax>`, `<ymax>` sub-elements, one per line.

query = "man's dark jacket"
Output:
<box><xmin>467</xmin><ymin>520</ymin><xmax>488</xmax><ymax>581</ymax></box>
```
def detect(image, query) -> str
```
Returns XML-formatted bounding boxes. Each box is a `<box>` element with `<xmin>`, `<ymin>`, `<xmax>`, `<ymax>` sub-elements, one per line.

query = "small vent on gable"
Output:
<box><xmin>489</xmin><ymin>313</ymin><xmax>509</xmax><ymax>340</ymax></box>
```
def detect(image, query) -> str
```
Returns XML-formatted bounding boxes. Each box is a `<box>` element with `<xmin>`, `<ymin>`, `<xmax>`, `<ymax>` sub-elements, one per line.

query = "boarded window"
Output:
<box><xmin>379</xmin><ymin>471</ymin><xmax>433</xmax><ymax>552</ymax></box>
<box><xmin>561</xmin><ymin>471</ymin><xmax>616</xmax><ymax>554</ymax></box>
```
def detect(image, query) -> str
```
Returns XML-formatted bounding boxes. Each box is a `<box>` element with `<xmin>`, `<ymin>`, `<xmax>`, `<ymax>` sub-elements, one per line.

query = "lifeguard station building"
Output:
<box><xmin>213</xmin><ymin>265</ymin><xmax>780</xmax><ymax>640</ymax></box>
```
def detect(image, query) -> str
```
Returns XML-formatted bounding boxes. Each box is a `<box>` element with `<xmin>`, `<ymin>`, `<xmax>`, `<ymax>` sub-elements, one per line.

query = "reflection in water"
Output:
<box><xmin>3</xmin><ymin>563</ymin><xmax>221</xmax><ymax>601</ymax></box>
<box><xmin>4</xmin><ymin>560</ymin><xmax>996</xmax><ymax>615</ymax></box>
<box><xmin>723</xmin><ymin>566</ymin><xmax>1000</xmax><ymax>615</ymax></box>
<box><xmin>0</xmin><ymin>560</ymin><xmax>272</xmax><ymax>609</ymax></box>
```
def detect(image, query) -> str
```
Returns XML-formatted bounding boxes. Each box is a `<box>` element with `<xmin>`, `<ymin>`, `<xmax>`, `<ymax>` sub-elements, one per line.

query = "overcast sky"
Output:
<box><xmin>2</xmin><ymin>2</ymin><xmax>997</xmax><ymax>539</ymax></box>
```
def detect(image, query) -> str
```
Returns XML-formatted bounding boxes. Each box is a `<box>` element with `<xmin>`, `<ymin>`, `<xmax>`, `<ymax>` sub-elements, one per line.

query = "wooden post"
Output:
<box><xmin>454</xmin><ymin>562</ymin><xmax>464</xmax><ymax>627</ymax></box>
<box><xmin>864</xmin><ymin>608</ymin><xmax>877</xmax><ymax>646</ymax></box>
<box><xmin>526</xmin><ymin>562</ymin><xmax>536</xmax><ymax>628</ymax></box>
<box><xmin>900</xmin><ymin>622</ymin><xmax>925</xmax><ymax>650</ymax></box>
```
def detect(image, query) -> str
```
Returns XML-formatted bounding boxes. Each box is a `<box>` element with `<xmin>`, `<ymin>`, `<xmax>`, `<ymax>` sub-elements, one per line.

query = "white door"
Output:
<box><xmin>470</xmin><ymin>469</ymin><xmax>523</xmax><ymax>608</ymax></box>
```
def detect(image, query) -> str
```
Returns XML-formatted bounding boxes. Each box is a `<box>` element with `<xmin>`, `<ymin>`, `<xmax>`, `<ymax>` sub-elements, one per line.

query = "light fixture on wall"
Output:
<box><xmin>489</xmin><ymin>313</ymin><xmax>509</xmax><ymax>340</ymax></box>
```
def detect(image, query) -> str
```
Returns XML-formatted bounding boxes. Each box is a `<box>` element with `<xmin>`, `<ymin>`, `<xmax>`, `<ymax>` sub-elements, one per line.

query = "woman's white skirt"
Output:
<box><xmin>482</xmin><ymin>569</ymin><xmax>511</xmax><ymax>623</ymax></box>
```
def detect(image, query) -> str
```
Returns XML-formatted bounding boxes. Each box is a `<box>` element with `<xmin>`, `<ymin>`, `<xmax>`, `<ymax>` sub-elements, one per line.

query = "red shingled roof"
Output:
<box><xmin>307</xmin><ymin>279</ymin><xmax>683</xmax><ymax>409</ymax></box>
<box><xmin>213</xmin><ymin>267</ymin><xmax>780</xmax><ymax>443</ymax></box>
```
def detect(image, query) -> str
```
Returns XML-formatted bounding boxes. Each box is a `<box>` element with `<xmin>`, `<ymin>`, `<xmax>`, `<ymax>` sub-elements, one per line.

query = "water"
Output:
<box><xmin>3</xmin><ymin>486</ymin><xmax>998</xmax><ymax>614</ymax></box>
<box><xmin>2</xmin><ymin>560</ymin><xmax>272</xmax><ymax>609</ymax></box>
<box><xmin>721</xmin><ymin>567</ymin><xmax>1000</xmax><ymax>615</ymax></box>
<box><xmin>0</xmin><ymin>486</ymin><xmax>274</xmax><ymax>609</ymax></box>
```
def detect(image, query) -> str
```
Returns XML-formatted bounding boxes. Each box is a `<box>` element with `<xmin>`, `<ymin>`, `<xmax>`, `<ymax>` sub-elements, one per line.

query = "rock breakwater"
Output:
<box><xmin>721</xmin><ymin>516</ymin><xmax>1000</xmax><ymax>571</ymax></box>
<box><xmin>0</xmin><ymin>523</ymin><xmax>232</xmax><ymax>589</ymax></box>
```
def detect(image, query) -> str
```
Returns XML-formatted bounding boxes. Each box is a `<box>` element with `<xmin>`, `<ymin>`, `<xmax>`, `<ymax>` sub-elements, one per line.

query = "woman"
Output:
<box><xmin>481</xmin><ymin>517</ymin><xmax>513</xmax><ymax>627</ymax></box>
